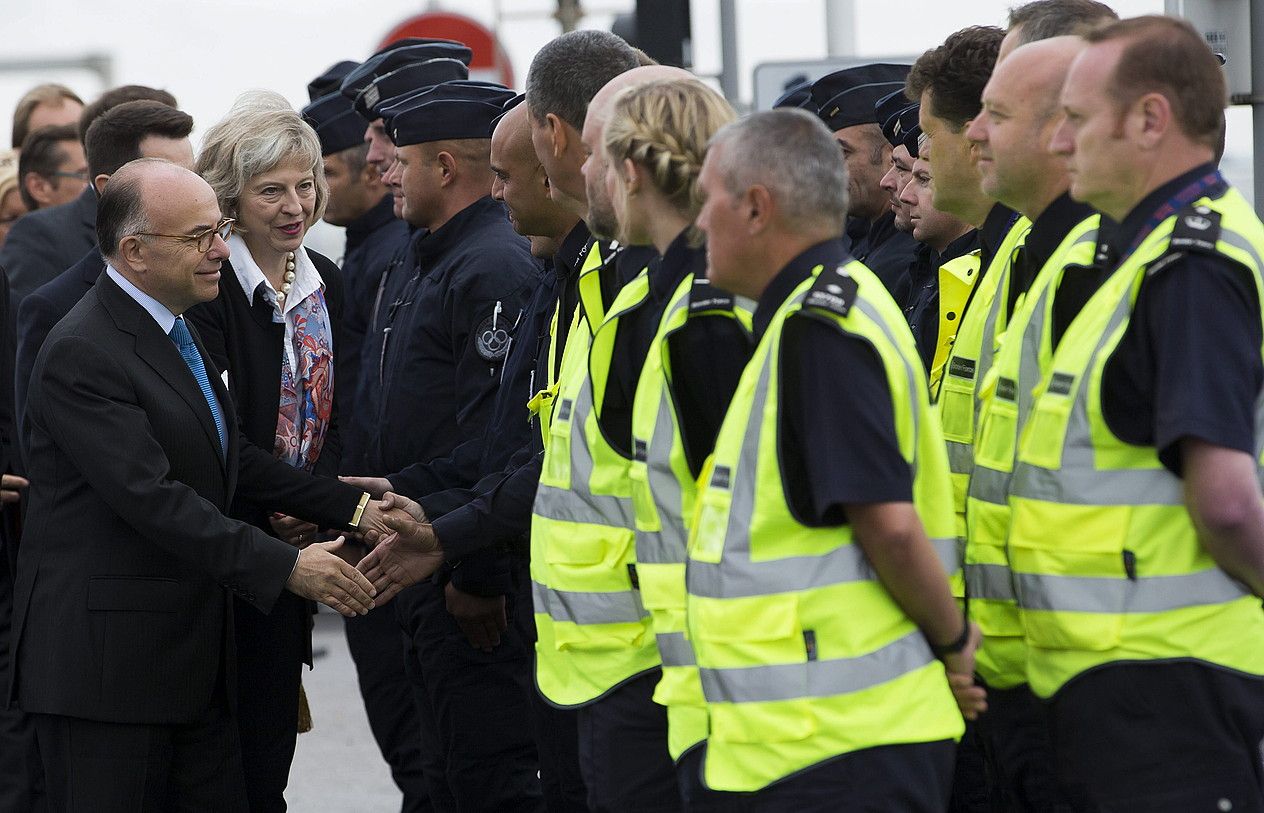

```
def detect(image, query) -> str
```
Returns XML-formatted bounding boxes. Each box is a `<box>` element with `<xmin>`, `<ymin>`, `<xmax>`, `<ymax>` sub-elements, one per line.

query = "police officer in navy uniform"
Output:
<box><xmin>370</xmin><ymin>81</ymin><xmax>544</xmax><ymax>811</ymax></box>
<box><xmin>809</xmin><ymin>64</ymin><xmax>921</xmax><ymax>300</ymax></box>
<box><xmin>297</xmin><ymin>84</ymin><xmax>429</xmax><ymax>811</ymax></box>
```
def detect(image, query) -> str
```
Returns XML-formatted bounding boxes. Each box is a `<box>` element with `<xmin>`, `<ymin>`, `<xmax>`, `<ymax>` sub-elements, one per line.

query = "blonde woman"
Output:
<box><xmin>187</xmin><ymin>90</ymin><xmax>358</xmax><ymax>811</ymax></box>
<box><xmin>587</xmin><ymin>75</ymin><xmax>752</xmax><ymax>811</ymax></box>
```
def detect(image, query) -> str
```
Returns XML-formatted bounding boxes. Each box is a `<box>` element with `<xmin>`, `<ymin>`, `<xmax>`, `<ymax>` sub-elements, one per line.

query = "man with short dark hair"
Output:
<box><xmin>16</xmin><ymin>125</ymin><xmax>86</xmax><ymax>211</ymax></box>
<box><xmin>1018</xmin><ymin>16</ymin><xmax>1264</xmax><ymax>809</ymax></box>
<box><xmin>0</xmin><ymin>84</ymin><xmax>179</xmax><ymax>310</ymax></box>
<box><xmin>75</xmin><ymin>85</ymin><xmax>177</xmax><ymax>144</ymax></box>
<box><xmin>17</xmin><ymin>100</ymin><xmax>195</xmax><ymax>429</ymax></box>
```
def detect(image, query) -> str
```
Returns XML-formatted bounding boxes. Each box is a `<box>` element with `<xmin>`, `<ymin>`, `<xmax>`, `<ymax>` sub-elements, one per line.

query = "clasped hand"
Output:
<box><xmin>353</xmin><ymin>492</ymin><xmax>445</xmax><ymax>604</ymax></box>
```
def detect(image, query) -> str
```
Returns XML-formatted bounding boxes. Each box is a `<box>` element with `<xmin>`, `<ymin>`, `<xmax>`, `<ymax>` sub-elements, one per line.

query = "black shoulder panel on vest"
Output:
<box><xmin>802</xmin><ymin>263</ymin><xmax>860</xmax><ymax>318</ymax></box>
<box><xmin>688</xmin><ymin>277</ymin><xmax>735</xmax><ymax>313</ymax></box>
<box><xmin>1169</xmin><ymin>204</ymin><xmax>1222</xmax><ymax>257</ymax></box>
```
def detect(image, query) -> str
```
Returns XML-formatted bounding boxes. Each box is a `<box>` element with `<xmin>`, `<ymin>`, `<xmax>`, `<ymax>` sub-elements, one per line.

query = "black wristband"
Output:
<box><xmin>930</xmin><ymin>618</ymin><xmax>970</xmax><ymax>657</ymax></box>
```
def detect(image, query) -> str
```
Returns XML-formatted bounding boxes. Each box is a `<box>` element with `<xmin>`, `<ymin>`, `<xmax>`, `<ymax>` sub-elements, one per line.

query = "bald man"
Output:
<box><xmin>956</xmin><ymin>37</ymin><xmax>1104</xmax><ymax>810</ymax></box>
<box><xmin>11</xmin><ymin>158</ymin><xmax>393</xmax><ymax>810</ymax></box>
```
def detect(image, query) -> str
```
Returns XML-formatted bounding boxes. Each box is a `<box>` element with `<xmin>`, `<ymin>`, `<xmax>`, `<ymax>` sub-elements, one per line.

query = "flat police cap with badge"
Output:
<box><xmin>875</xmin><ymin>89</ymin><xmax>922</xmax><ymax>158</ymax></box>
<box><xmin>773</xmin><ymin>78</ymin><xmax>815</xmax><ymax>110</ymax></box>
<box><xmin>490</xmin><ymin>93</ymin><xmax>526</xmax><ymax>136</ymax></box>
<box><xmin>354</xmin><ymin>58</ymin><xmax>471</xmax><ymax>122</ymax></box>
<box><xmin>307</xmin><ymin>60</ymin><xmax>359</xmax><ymax>102</ymax></box>
<box><xmin>385</xmin><ymin>80</ymin><xmax>521</xmax><ymax>365</ymax></box>
<box><xmin>338</xmin><ymin>39</ymin><xmax>474</xmax><ymax>106</ymax></box>
<box><xmin>301</xmin><ymin>92</ymin><xmax>366</xmax><ymax>157</ymax></box>
<box><xmin>809</xmin><ymin>63</ymin><xmax>911</xmax><ymax>132</ymax></box>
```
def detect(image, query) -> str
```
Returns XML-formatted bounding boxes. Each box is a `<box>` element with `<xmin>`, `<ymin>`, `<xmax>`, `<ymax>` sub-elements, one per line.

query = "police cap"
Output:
<box><xmin>810</xmin><ymin>64</ymin><xmax>910</xmax><ymax>132</ymax></box>
<box><xmin>490</xmin><ymin>93</ymin><xmax>526</xmax><ymax>136</ymax></box>
<box><xmin>875</xmin><ymin>89</ymin><xmax>921</xmax><ymax>157</ymax></box>
<box><xmin>387</xmin><ymin>81</ymin><xmax>518</xmax><ymax>147</ymax></box>
<box><xmin>301</xmin><ymin>92</ymin><xmax>365</xmax><ymax>156</ymax></box>
<box><xmin>355</xmin><ymin>58</ymin><xmax>471</xmax><ymax>122</ymax></box>
<box><xmin>308</xmin><ymin>60</ymin><xmax>359</xmax><ymax>102</ymax></box>
<box><xmin>773</xmin><ymin>78</ymin><xmax>814</xmax><ymax>110</ymax></box>
<box><xmin>339</xmin><ymin>40</ymin><xmax>474</xmax><ymax>102</ymax></box>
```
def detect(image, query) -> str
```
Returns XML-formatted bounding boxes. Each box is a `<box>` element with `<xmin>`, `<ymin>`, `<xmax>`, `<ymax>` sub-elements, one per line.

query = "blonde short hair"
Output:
<box><xmin>196</xmin><ymin>90</ymin><xmax>328</xmax><ymax>227</ymax></box>
<box><xmin>0</xmin><ymin>149</ymin><xmax>18</xmax><ymax>202</ymax></box>
<box><xmin>603</xmin><ymin>78</ymin><xmax>735</xmax><ymax>224</ymax></box>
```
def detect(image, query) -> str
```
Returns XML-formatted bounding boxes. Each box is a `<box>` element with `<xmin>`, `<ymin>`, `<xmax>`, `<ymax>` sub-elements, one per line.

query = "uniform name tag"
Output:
<box><xmin>1048</xmin><ymin>372</ymin><xmax>1075</xmax><ymax>396</ymax></box>
<box><xmin>949</xmin><ymin>357</ymin><xmax>977</xmax><ymax>380</ymax></box>
<box><xmin>996</xmin><ymin>377</ymin><xmax>1017</xmax><ymax>402</ymax></box>
<box><xmin>711</xmin><ymin>466</ymin><xmax>732</xmax><ymax>490</ymax></box>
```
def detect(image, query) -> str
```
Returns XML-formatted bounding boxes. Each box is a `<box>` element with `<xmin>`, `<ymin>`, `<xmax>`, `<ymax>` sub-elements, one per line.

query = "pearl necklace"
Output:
<box><xmin>275</xmin><ymin>251</ymin><xmax>297</xmax><ymax>309</ymax></box>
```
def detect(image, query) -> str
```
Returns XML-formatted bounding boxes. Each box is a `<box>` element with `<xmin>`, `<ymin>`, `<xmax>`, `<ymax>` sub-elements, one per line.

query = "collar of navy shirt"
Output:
<box><xmin>344</xmin><ymin>193</ymin><xmax>398</xmax><ymax>252</ymax></box>
<box><xmin>1098</xmin><ymin>161</ymin><xmax>1225</xmax><ymax>270</ymax></box>
<box><xmin>752</xmin><ymin>238</ymin><xmax>850</xmax><ymax>339</ymax></box>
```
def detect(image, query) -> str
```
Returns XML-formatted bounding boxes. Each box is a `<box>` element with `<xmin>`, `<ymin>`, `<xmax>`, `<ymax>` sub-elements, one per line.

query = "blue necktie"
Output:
<box><xmin>169</xmin><ymin>317</ymin><xmax>227</xmax><ymax>458</ymax></box>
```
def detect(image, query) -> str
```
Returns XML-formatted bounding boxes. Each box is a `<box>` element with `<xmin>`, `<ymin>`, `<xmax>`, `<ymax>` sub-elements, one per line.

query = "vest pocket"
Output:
<box><xmin>974</xmin><ymin>397</ymin><xmax>1018</xmax><ymax>471</ymax></box>
<box><xmin>628</xmin><ymin>458</ymin><xmax>659</xmax><ymax>531</ymax></box>
<box><xmin>938</xmin><ymin>375</ymin><xmax>976</xmax><ymax>442</ymax></box>
<box><xmin>1019</xmin><ymin>392</ymin><xmax>1072</xmax><ymax>471</ymax></box>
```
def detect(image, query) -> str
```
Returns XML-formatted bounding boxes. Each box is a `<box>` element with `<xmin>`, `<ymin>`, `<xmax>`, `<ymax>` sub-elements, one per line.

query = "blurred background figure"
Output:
<box><xmin>10</xmin><ymin>84</ymin><xmax>82</xmax><ymax>152</ymax></box>
<box><xmin>16</xmin><ymin>125</ymin><xmax>88</xmax><ymax>211</ymax></box>
<box><xmin>0</xmin><ymin>151</ymin><xmax>26</xmax><ymax>249</ymax></box>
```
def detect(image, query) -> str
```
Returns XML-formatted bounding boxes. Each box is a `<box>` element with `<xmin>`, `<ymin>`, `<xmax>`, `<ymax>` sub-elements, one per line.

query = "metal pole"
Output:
<box><xmin>719</xmin><ymin>0</ymin><xmax>740</xmax><ymax>104</ymax></box>
<box><xmin>1252</xmin><ymin>0</ymin><xmax>1264</xmax><ymax>212</ymax></box>
<box><xmin>555</xmin><ymin>0</ymin><xmax>584</xmax><ymax>33</ymax></box>
<box><xmin>824</xmin><ymin>0</ymin><xmax>857</xmax><ymax>57</ymax></box>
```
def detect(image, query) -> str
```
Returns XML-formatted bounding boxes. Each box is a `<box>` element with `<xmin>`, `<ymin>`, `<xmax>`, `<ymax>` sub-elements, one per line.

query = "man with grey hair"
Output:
<box><xmin>685</xmin><ymin>108</ymin><xmax>983</xmax><ymax>806</ymax></box>
<box><xmin>10</xmin><ymin>158</ymin><xmax>397</xmax><ymax>809</ymax></box>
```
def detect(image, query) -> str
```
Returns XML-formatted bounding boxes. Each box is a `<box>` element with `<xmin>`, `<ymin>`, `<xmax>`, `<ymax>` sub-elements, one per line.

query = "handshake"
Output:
<box><xmin>283</xmin><ymin>490</ymin><xmax>445</xmax><ymax>618</ymax></box>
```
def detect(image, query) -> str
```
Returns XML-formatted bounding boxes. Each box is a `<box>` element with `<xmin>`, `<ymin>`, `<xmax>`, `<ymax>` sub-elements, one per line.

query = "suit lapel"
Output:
<box><xmin>98</xmin><ymin>275</ymin><xmax>229</xmax><ymax>473</ymax></box>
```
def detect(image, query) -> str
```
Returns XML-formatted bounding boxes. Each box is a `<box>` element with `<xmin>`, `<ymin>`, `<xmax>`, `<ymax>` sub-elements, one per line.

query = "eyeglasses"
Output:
<box><xmin>50</xmin><ymin>170</ymin><xmax>90</xmax><ymax>183</ymax></box>
<box><xmin>136</xmin><ymin>218</ymin><xmax>235</xmax><ymax>253</ymax></box>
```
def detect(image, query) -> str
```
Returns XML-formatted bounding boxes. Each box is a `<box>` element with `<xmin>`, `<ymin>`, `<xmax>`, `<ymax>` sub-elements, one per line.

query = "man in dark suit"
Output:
<box><xmin>0</xmin><ymin>185</ymin><xmax>94</xmax><ymax>308</ymax></box>
<box><xmin>9</xmin><ymin>158</ymin><xmax>392</xmax><ymax>810</ymax></box>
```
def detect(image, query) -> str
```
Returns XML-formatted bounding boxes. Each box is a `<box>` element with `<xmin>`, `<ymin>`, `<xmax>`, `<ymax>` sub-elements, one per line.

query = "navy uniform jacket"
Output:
<box><xmin>338</xmin><ymin>195</ymin><xmax>410</xmax><ymax>471</ymax></box>
<box><xmin>0</xmin><ymin>187</ymin><xmax>97</xmax><ymax>313</ymax></box>
<box><xmin>368</xmin><ymin>195</ymin><xmax>541</xmax><ymax>477</ymax></box>
<box><xmin>847</xmin><ymin>210</ymin><xmax>920</xmax><ymax>306</ymax></box>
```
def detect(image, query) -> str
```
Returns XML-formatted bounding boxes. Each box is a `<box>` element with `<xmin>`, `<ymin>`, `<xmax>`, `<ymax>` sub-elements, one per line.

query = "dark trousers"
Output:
<box><xmin>679</xmin><ymin>739</ymin><xmax>955</xmax><ymax>812</ymax></box>
<box><xmin>527</xmin><ymin>660</ymin><xmax>587</xmax><ymax>812</ymax></box>
<box><xmin>576</xmin><ymin>669</ymin><xmax>681</xmax><ymax>813</ymax></box>
<box><xmin>344</xmin><ymin>604</ymin><xmax>432</xmax><ymax>813</ymax></box>
<box><xmin>1049</xmin><ymin>661</ymin><xmax>1264</xmax><ymax>812</ymax></box>
<box><xmin>948</xmin><ymin>721</ymin><xmax>990</xmax><ymax>813</ymax></box>
<box><xmin>32</xmin><ymin>706</ymin><xmax>247</xmax><ymax>812</ymax></box>
<box><xmin>676</xmin><ymin>743</ymin><xmax>753</xmax><ymax>812</ymax></box>
<box><xmin>233</xmin><ymin>592</ymin><xmax>305</xmax><ymax>813</ymax></box>
<box><xmin>0</xmin><ymin>549</ymin><xmax>44</xmax><ymax>813</ymax></box>
<box><xmin>400</xmin><ymin>559</ymin><xmax>542</xmax><ymax>812</ymax></box>
<box><xmin>974</xmin><ymin>682</ymin><xmax>1067</xmax><ymax>811</ymax></box>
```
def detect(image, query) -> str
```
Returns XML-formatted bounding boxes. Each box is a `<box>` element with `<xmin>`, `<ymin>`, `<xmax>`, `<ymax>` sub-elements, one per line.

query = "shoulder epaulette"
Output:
<box><xmin>688</xmin><ymin>277</ymin><xmax>735</xmax><ymax>313</ymax></box>
<box><xmin>1169</xmin><ymin>204</ymin><xmax>1222</xmax><ymax>257</ymax></box>
<box><xmin>802</xmin><ymin>263</ymin><xmax>859</xmax><ymax>318</ymax></box>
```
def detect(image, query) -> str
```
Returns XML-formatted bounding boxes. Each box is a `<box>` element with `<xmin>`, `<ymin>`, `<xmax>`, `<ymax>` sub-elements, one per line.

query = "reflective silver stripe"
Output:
<box><xmin>965</xmin><ymin>562</ymin><xmax>1017</xmax><ymax>601</ymax></box>
<box><xmin>534</xmin><ymin>483</ymin><xmax>637</xmax><ymax>528</ymax></box>
<box><xmin>855</xmin><ymin>298</ymin><xmax>921</xmax><ymax>461</ymax></box>
<box><xmin>636</xmin><ymin>391</ymin><xmax>688</xmax><ymax>564</ymax></box>
<box><xmin>1010</xmin><ymin>461</ymin><xmax>1184</xmax><ymax>506</ymax></box>
<box><xmin>932</xmin><ymin>536</ymin><xmax>960</xmax><ymax>575</ymax></box>
<box><xmin>656</xmin><ymin>631</ymin><xmax>697</xmax><ymax>667</ymax></box>
<box><xmin>1015</xmin><ymin>568</ymin><xmax>1250</xmax><ymax>614</ymax></box>
<box><xmin>532</xmin><ymin>580</ymin><xmax>648</xmax><ymax>625</ymax></box>
<box><xmin>698</xmin><ymin>630</ymin><xmax>934</xmax><ymax>704</ymax></box>
<box><xmin>968</xmin><ymin>465</ymin><xmax>1008</xmax><ymax>506</ymax></box>
<box><xmin>690</xmin><ymin>544</ymin><xmax>875</xmax><ymax>598</ymax></box>
<box><xmin>946</xmin><ymin>439</ymin><xmax>974</xmax><ymax>476</ymax></box>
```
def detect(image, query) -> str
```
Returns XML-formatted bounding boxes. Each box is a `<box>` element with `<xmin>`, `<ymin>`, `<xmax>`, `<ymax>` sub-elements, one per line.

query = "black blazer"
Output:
<box><xmin>14</xmin><ymin>247</ymin><xmax>104</xmax><ymax>442</ymax></box>
<box><xmin>0</xmin><ymin>186</ymin><xmax>96</xmax><ymax>310</ymax></box>
<box><xmin>185</xmin><ymin>248</ymin><xmax>347</xmax><ymax>530</ymax></box>
<box><xmin>9</xmin><ymin>273</ymin><xmax>360</xmax><ymax>725</ymax></box>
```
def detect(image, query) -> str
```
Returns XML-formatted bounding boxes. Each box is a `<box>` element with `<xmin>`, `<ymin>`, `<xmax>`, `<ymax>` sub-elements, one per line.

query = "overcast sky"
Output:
<box><xmin>2</xmin><ymin>0</ymin><xmax>1251</xmax><ymax>206</ymax></box>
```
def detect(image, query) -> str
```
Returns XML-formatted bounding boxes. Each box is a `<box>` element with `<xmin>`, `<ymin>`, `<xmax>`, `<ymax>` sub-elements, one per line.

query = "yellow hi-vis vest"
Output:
<box><xmin>532</xmin><ymin>266</ymin><xmax>660</xmax><ymax>707</ymax></box>
<box><xmin>929</xmin><ymin>249</ymin><xmax>982</xmax><ymax>393</ymax></box>
<box><xmin>628</xmin><ymin>272</ymin><xmax>751</xmax><ymax>760</ymax></box>
<box><xmin>1008</xmin><ymin>188</ymin><xmax>1264</xmax><ymax>699</ymax></box>
<box><xmin>936</xmin><ymin>217</ymin><xmax>1032</xmax><ymax>592</ymax></box>
<box><xmin>965</xmin><ymin>215</ymin><xmax>1100</xmax><ymax>688</ymax></box>
<box><xmin>528</xmin><ymin>239</ymin><xmax>609</xmax><ymax>439</ymax></box>
<box><xmin>685</xmin><ymin>259</ymin><xmax>963</xmax><ymax>793</ymax></box>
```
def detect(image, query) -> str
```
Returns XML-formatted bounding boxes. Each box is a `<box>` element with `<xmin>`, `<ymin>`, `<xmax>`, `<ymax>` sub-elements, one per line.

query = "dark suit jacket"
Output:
<box><xmin>0</xmin><ymin>187</ymin><xmax>97</xmax><ymax>312</ymax></box>
<box><xmin>0</xmin><ymin>265</ymin><xmax>19</xmax><ymax>578</ymax></box>
<box><xmin>14</xmin><ymin>247</ymin><xmax>103</xmax><ymax>443</ymax></box>
<box><xmin>9</xmin><ymin>273</ymin><xmax>361</xmax><ymax>725</ymax></box>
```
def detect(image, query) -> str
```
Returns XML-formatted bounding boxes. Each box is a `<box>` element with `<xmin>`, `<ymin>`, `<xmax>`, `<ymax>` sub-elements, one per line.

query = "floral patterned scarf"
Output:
<box><xmin>274</xmin><ymin>288</ymin><xmax>334</xmax><ymax>471</ymax></box>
